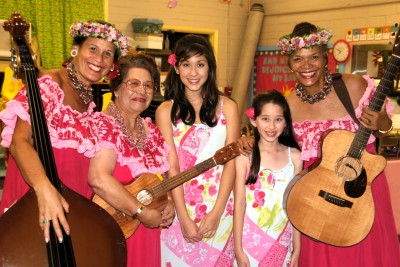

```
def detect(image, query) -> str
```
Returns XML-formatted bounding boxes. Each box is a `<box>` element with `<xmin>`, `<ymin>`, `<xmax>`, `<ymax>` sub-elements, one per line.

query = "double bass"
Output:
<box><xmin>0</xmin><ymin>13</ymin><xmax>126</xmax><ymax>266</ymax></box>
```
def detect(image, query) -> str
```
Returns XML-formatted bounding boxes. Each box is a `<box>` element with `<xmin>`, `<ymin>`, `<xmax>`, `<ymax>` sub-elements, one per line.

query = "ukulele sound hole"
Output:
<box><xmin>136</xmin><ymin>190</ymin><xmax>153</xmax><ymax>205</ymax></box>
<box><xmin>335</xmin><ymin>156</ymin><xmax>362</xmax><ymax>181</ymax></box>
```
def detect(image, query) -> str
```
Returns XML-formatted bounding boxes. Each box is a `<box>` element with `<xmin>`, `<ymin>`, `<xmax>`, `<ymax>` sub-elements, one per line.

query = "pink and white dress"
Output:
<box><xmin>161</xmin><ymin>96</ymin><xmax>235</xmax><ymax>267</ymax></box>
<box><xmin>235</xmin><ymin>147</ymin><xmax>295</xmax><ymax>267</ymax></box>
<box><xmin>294</xmin><ymin>76</ymin><xmax>400</xmax><ymax>267</ymax></box>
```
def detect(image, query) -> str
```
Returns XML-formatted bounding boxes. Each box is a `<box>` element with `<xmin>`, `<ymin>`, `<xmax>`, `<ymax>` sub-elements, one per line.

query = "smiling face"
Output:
<box><xmin>251</xmin><ymin>103</ymin><xmax>286</xmax><ymax>144</ymax></box>
<box><xmin>114</xmin><ymin>67</ymin><xmax>154</xmax><ymax>117</ymax></box>
<box><xmin>71</xmin><ymin>37</ymin><xmax>115</xmax><ymax>87</ymax></box>
<box><xmin>175</xmin><ymin>54</ymin><xmax>209</xmax><ymax>93</ymax></box>
<box><xmin>289</xmin><ymin>46</ymin><xmax>327</xmax><ymax>91</ymax></box>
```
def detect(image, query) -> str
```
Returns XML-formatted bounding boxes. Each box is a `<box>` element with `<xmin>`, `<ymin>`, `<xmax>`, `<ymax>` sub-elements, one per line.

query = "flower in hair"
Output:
<box><xmin>245</xmin><ymin>107</ymin><xmax>255</xmax><ymax>119</ymax></box>
<box><xmin>278</xmin><ymin>27</ymin><xmax>332</xmax><ymax>54</ymax></box>
<box><xmin>108</xmin><ymin>61</ymin><xmax>120</xmax><ymax>81</ymax></box>
<box><xmin>168</xmin><ymin>54</ymin><xmax>177</xmax><ymax>66</ymax></box>
<box><xmin>70</xmin><ymin>21</ymin><xmax>131</xmax><ymax>56</ymax></box>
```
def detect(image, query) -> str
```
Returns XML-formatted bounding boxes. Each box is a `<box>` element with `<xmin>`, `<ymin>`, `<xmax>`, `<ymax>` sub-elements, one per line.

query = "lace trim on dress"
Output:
<box><xmin>0</xmin><ymin>76</ymin><xmax>101</xmax><ymax>158</ymax></box>
<box><xmin>293</xmin><ymin>75</ymin><xmax>393</xmax><ymax>161</ymax></box>
<box><xmin>98</xmin><ymin>116</ymin><xmax>170</xmax><ymax>177</ymax></box>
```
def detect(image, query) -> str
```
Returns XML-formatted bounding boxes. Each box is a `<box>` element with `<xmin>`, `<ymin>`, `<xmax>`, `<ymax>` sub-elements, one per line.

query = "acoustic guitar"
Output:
<box><xmin>92</xmin><ymin>142</ymin><xmax>239</xmax><ymax>238</ymax></box>
<box><xmin>285</xmin><ymin>27</ymin><xmax>400</xmax><ymax>247</ymax></box>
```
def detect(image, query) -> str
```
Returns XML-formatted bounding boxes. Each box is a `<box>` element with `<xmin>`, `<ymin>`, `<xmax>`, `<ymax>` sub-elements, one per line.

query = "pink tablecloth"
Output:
<box><xmin>385</xmin><ymin>159</ymin><xmax>400</xmax><ymax>234</ymax></box>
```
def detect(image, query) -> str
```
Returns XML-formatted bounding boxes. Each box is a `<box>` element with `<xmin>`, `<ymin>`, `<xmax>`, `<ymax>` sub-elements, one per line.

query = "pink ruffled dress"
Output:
<box><xmin>294</xmin><ymin>76</ymin><xmax>400</xmax><ymax>266</ymax></box>
<box><xmin>97</xmin><ymin>112</ymin><xmax>170</xmax><ymax>267</ymax></box>
<box><xmin>0</xmin><ymin>76</ymin><xmax>106</xmax><ymax>214</ymax></box>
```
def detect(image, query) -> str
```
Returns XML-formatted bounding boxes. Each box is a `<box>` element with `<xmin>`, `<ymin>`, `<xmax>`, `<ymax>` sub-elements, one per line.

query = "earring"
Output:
<box><xmin>110</xmin><ymin>65</ymin><xmax>114</xmax><ymax>72</ymax></box>
<box><xmin>70</xmin><ymin>49</ymin><xmax>78</xmax><ymax>58</ymax></box>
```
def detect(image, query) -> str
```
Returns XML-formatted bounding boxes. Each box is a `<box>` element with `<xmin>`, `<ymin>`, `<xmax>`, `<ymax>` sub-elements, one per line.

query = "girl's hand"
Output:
<box><xmin>179</xmin><ymin>216</ymin><xmax>202</xmax><ymax>243</ymax></box>
<box><xmin>235</xmin><ymin>250</ymin><xmax>250</xmax><ymax>267</ymax></box>
<box><xmin>160</xmin><ymin>198</ymin><xmax>175</xmax><ymax>228</ymax></box>
<box><xmin>36</xmin><ymin>183</ymin><xmax>70</xmax><ymax>243</ymax></box>
<box><xmin>198</xmin><ymin>209</ymin><xmax>220</xmax><ymax>239</ymax></box>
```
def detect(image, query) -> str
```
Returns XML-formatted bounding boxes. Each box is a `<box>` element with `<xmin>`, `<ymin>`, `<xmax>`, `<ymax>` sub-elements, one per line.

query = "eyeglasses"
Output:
<box><xmin>121</xmin><ymin>79</ymin><xmax>156</xmax><ymax>94</ymax></box>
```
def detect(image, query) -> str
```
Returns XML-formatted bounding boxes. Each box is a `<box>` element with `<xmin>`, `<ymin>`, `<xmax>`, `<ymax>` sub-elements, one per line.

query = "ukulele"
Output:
<box><xmin>92</xmin><ymin>142</ymin><xmax>239</xmax><ymax>238</ymax></box>
<box><xmin>285</xmin><ymin>27</ymin><xmax>400</xmax><ymax>247</ymax></box>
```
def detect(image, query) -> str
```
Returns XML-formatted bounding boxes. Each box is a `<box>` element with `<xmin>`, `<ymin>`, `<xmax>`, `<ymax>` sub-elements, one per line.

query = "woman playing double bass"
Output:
<box><xmin>0</xmin><ymin>20</ymin><xmax>130</xmax><ymax>245</ymax></box>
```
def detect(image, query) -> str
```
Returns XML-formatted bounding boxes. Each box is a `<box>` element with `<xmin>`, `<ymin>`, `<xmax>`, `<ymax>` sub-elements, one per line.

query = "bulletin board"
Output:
<box><xmin>252</xmin><ymin>49</ymin><xmax>337</xmax><ymax>96</ymax></box>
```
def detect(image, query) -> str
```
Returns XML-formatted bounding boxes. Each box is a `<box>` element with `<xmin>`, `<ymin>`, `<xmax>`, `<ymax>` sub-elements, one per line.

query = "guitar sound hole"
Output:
<box><xmin>136</xmin><ymin>190</ymin><xmax>153</xmax><ymax>205</ymax></box>
<box><xmin>335</xmin><ymin>156</ymin><xmax>362</xmax><ymax>181</ymax></box>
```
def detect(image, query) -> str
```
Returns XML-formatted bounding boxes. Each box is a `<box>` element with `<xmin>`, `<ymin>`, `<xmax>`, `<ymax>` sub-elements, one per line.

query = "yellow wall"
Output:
<box><xmin>107</xmin><ymin>0</ymin><xmax>400</xmax><ymax>88</ymax></box>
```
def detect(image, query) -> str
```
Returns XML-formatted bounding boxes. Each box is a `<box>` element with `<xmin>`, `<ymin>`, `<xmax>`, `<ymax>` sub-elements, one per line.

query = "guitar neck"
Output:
<box><xmin>156</xmin><ymin>157</ymin><xmax>217</xmax><ymax>193</ymax></box>
<box><xmin>348</xmin><ymin>54</ymin><xmax>400</xmax><ymax>159</ymax></box>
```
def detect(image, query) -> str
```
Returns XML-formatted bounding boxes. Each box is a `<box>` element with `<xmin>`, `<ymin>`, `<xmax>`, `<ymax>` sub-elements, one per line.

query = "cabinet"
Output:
<box><xmin>137</xmin><ymin>49</ymin><xmax>171</xmax><ymax>73</ymax></box>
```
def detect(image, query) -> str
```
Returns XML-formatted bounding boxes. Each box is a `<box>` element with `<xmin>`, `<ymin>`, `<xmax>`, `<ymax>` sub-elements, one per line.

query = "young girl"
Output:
<box><xmin>234</xmin><ymin>90</ymin><xmax>302</xmax><ymax>267</ymax></box>
<box><xmin>156</xmin><ymin>34</ymin><xmax>241</xmax><ymax>266</ymax></box>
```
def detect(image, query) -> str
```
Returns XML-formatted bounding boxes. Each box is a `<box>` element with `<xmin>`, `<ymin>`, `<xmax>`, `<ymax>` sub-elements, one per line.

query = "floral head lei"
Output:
<box><xmin>278</xmin><ymin>27</ymin><xmax>332</xmax><ymax>54</ymax></box>
<box><xmin>70</xmin><ymin>21</ymin><xmax>131</xmax><ymax>56</ymax></box>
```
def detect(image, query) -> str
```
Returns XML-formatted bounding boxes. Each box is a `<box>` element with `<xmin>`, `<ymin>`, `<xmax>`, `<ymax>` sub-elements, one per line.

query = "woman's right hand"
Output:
<box><xmin>235</xmin><ymin>249</ymin><xmax>250</xmax><ymax>267</ymax></box>
<box><xmin>136</xmin><ymin>206</ymin><xmax>162</xmax><ymax>228</ymax></box>
<box><xmin>237</xmin><ymin>136</ymin><xmax>254</xmax><ymax>156</ymax></box>
<box><xmin>179</xmin><ymin>216</ymin><xmax>202</xmax><ymax>243</ymax></box>
<box><xmin>36</xmin><ymin>182</ymin><xmax>70</xmax><ymax>243</ymax></box>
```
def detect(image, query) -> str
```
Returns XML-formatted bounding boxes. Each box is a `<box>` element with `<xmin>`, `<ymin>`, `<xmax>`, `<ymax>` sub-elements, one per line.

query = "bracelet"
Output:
<box><xmin>378</xmin><ymin>121</ymin><xmax>393</xmax><ymax>134</ymax></box>
<box><xmin>133</xmin><ymin>205</ymin><xmax>144</xmax><ymax>218</ymax></box>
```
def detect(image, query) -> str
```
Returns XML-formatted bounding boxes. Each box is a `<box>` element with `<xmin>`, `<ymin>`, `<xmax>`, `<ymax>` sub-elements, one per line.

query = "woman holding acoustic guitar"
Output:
<box><xmin>88</xmin><ymin>53</ymin><xmax>175</xmax><ymax>267</ymax></box>
<box><xmin>239</xmin><ymin>22</ymin><xmax>400</xmax><ymax>266</ymax></box>
<box><xmin>0</xmin><ymin>20</ymin><xmax>129</xmax><ymax>243</ymax></box>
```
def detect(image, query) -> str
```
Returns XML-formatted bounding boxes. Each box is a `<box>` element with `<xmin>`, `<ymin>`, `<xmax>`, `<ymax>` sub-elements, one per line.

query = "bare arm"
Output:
<box><xmin>289</xmin><ymin>147</ymin><xmax>303</xmax><ymax>267</ymax></box>
<box><xmin>155</xmin><ymin>101</ymin><xmax>202</xmax><ymax>242</ymax></box>
<box><xmin>198</xmin><ymin>98</ymin><xmax>241</xmax><ymax>238</ymax></box>
<box><xmin>233</xmin><ymin>155</ymin><xmax>251</xmax><ymax>267</ymax></box>
<box><xmin>88</xmin><ymin>148</ymin><xmax>162</xmax><ymax>228</ymax></box>
<box><xmin>9</xmin><ymin>117</ymin><xmax>70</xmax><ymax>242</ymax></box>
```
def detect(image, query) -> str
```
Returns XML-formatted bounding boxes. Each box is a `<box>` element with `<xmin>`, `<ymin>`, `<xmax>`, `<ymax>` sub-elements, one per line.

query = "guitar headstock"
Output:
<box><xmin>392</xmin><ymin>23</ymin><xmax>400</xmax><ymax>56</ymax></box>
<box><xmin>213</xmin><ymin>142</ymin><xmax>240</xmax><ymax>165</ymax></box>
<box><xmin>2</xmin><ymin>12</ymin><xmax>37</xmax><ymax>81</ymax></box>
<box><xmin>3</xmin><ymin>12</ymin><xmax>30</xmax><ymax>38</ymax></box>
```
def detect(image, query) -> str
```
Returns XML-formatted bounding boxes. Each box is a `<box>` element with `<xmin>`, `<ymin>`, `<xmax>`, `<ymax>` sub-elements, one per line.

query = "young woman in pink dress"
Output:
<box><xmin>234</xmin><ymin>90</ymin><xmax>302</xmax><ymax>267</ymax></box>
<box><xmin>157</xmin><ymin>34</ymin><xmax>241</xmax><ymax>266</ymax></box>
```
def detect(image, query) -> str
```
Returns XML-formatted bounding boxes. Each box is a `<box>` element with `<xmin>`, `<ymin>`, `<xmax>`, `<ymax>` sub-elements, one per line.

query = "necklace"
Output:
<box><xmin>106</xmin><ymin>102</ymin><xmax>146</xmax><ymax>150</ymax></box>
<box><xmin>295</xmin><ymin>67</ymin><xmax>333</xmax><ymax>104</ymax></box>
<box><xmin>66</xmin><ymin>62</ymin><xmax>93</xmax><ymax>105</ymax></box>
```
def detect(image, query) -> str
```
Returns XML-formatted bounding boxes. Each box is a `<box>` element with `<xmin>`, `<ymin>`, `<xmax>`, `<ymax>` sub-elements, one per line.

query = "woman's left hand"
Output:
<box><xmin>360</xmin><ymin>103</ymin><xmax>391</xmax><ymax>132</ymax></box>
<box><xmin>160</xmin><ymin>197</ymin><xmax>175</xmax><ymax>228</ymax></box>
<box><xmin>197</xmin><ymin>209</ymin><xmax>220</xmax><ymax>239</ymax></box>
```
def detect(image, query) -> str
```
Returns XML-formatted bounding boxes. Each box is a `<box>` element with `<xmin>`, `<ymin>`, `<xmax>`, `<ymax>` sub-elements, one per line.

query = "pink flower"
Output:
<box><xmin>194</xmin><ymin>204</ymin><xmax>208</xmax><ymax>223</ymax></box>
<box><xmin>168</xmin><ymin>54</ymin><xmax>176</xmax><ymax>66</ymax></box>
<box><xmin>252</xmin><ymin>190</ymin><xmax>265</xmax><ymax>208</ymax></box>
<box><xmin>184</xmin><ymin>180</ymin><xmax>204</xmax><ymax>206</ymax></box>
<box><xmin>245</xmin><ymin>107</ymin><xmax>255</xmax><ymax>119</ymax></box>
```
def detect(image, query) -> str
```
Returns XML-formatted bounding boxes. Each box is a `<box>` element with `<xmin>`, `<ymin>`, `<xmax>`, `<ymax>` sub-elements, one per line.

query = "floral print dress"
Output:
<box><xmin>235</xmin><ymin>147</ymin><xmax>295</xmax><ymax>267</ymax></box>
<box><xmin>161</xmin><ymin>96</ymin><xmax>235</xmax><ymax>266</ymax></box>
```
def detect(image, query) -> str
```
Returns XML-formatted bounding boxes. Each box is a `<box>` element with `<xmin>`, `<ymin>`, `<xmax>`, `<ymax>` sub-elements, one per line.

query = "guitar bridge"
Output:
<box><xmin>319</xmin><ymin>190</ymin><xmax>353</xmax><ymax>208</ymax></box>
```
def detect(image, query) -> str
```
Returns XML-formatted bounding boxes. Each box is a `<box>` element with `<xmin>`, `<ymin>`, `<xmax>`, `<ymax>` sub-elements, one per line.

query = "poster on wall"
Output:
<box><xmin>253</xmin><ymin>50</ymin><xmax>337</xmax><ymax>96</ymax></box>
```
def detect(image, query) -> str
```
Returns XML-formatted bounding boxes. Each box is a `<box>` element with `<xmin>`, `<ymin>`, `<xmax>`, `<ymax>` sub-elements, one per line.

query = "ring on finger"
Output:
<box><xmin>43</xmin><ymin>218</ymin><xmax>48</xmax><ymax>224</ymax></box>
<box><xmin>367</xmin><ymin>119</ymin><xmax>371</xmax><ymax>124</ymax></box>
